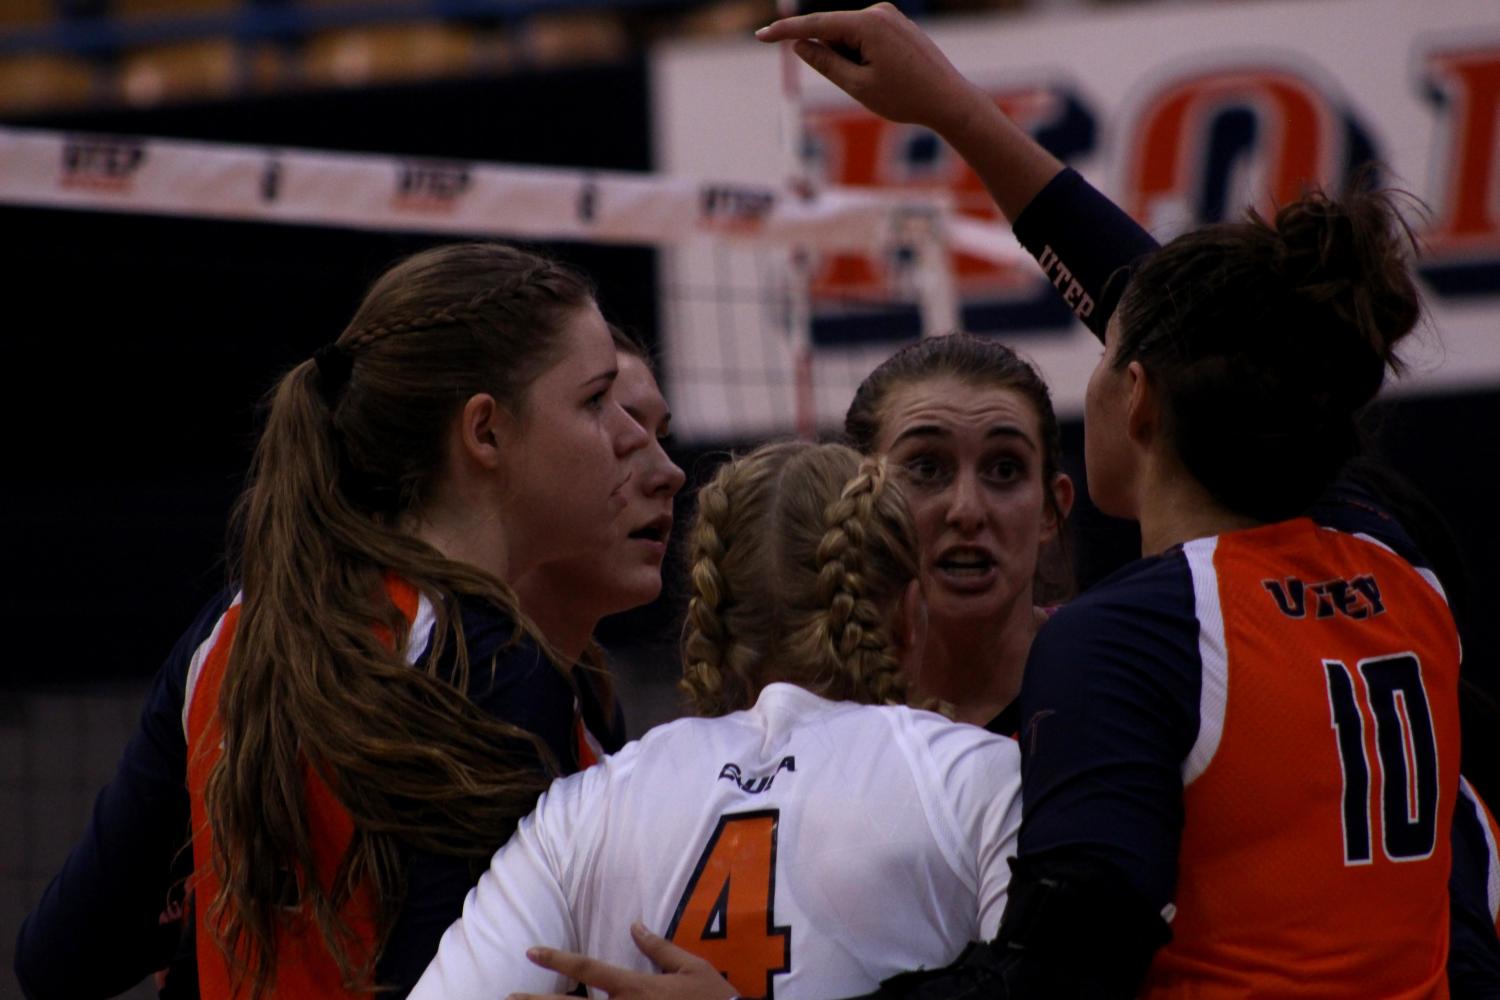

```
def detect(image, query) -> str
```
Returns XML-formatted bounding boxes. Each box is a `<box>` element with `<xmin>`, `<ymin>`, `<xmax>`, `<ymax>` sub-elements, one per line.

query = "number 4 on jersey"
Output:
<box><xmin>667</xmin><ymin>810</ymin><xmax>791</xmax><ymax>1000</ymax></box>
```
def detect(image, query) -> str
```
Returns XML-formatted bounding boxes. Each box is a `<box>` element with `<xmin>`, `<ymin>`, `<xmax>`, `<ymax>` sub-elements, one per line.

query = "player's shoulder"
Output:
<box><xmin>839</xmin><ymin>703</ymin><xmax>1023</xmax><ymax>822</ymax></box>
<box><xmin>582</xmin><ymin>710</ymin><xmax>763</xmax><ymax>791</ymax></box>
<box><xmin>1039</xmin><ymin>550</ymin><xmax>1195</xmax><ymax>650</ymax></box>
<box><xmin>1026</xmin><ymin>550</ymin><xmax>1202</xmax><ymax>709</ymax></box>
<box><xmin>764</xmin><ymin>689</ymin><xmax>1017</xmax><ymax>766</ymax></box>
<box><xmin>1456</xmin><ymin>778</ymin><xmax>1500</xmax><ymax>857</ymax></box>
<box><xmin>1312</xmin><ymin>468</ymin><xmax>1432</xmax><ymax>557</ymax></box>
<box><xmin>891</xmin><ymin>702</ymin><xmax>1018</xmax><ymax>759</ymax></box>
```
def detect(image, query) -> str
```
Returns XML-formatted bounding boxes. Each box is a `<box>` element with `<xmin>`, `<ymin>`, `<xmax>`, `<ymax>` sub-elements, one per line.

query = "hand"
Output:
<box><xmin>755</xmin><ymin>3</ymin><xmax>989</xmax><ymax>136</ymax></box>
<box><xmin>509</xmin><ymin>922</ymin><xmax>738</xmax><ymax>1000</ymax></box>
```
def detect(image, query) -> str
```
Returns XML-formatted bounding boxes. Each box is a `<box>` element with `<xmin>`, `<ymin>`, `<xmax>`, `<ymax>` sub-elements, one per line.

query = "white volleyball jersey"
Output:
<box><xmin>412</xmin><ymin>682</ymin><xmax>1022</xmax><ymax>1000</ymax></box>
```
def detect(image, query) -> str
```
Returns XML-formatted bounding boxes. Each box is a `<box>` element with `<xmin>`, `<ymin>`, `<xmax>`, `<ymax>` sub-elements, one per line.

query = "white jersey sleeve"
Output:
<box><xmin>897</xmin><ymin>709</ymin><xmax>1022</xmax><ymax>938</ymax></box>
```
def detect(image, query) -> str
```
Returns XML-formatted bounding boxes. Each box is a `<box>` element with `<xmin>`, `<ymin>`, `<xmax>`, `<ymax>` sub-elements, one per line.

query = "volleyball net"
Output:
<box><xmin>0</xmin><ymin>123</ymin><xmax>1032</xmax><ymax>442</ymax></box>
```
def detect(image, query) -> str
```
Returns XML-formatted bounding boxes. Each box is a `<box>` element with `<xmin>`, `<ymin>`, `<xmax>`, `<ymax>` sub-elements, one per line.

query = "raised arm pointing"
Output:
<box><xmin>757</xmin><ymin>2</ymin><xmax>1063</xmax><ymax>222</ymax></box>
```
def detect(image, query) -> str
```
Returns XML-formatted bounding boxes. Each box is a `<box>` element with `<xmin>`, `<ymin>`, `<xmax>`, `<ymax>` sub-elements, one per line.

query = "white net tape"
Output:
<box><xmin>0</xmin><ymin>124</ymin><xmax>1027</xmax><ymax>260</ymax></box>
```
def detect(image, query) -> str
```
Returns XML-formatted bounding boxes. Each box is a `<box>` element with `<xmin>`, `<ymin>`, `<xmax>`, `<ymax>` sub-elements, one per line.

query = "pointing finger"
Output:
<box><xmin>756</xmin><ymin>10</ymin><xmax>863</xmax><ymax>44</ymax></box>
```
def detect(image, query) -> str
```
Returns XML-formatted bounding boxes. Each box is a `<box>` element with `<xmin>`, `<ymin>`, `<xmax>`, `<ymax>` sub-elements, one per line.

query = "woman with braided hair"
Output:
<box><xmin>409</xmin><ymin>439</ymin><xmax>1023</xmax><ymax>1000</ymax></box>
<box><xmin>17</xmin><ymin>241</ymin><xmax>654</xmax><ymax>999</ymax></box>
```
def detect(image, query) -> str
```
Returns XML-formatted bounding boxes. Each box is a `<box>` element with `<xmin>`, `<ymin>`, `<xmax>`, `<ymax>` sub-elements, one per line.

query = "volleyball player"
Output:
<box><xmin>16</xmin><ymin>242</ymin><xmax>652</xmax><ymax>999</ymax></box>
<box><xmin>411</xmin><ymin>441</ymin><xmax>1023</xmax><ymax>1000</ymax></box>
<box><xmin>757</xmin><ymin>7</ymin><xmax>1480</xmax><ymax>995</ymax></box>
<box><xmin>843</xmin><ymin>334</ymin><xmax>1075</xmax><ymax>734</ymax></box>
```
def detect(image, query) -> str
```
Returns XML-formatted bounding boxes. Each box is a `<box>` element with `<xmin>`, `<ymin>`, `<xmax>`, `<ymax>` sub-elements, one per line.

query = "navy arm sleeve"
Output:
<box><xmin>375</xmin><ymin>603</ymin><xmax>578</xmax><ymax>998</ymax></box>
<box><xmin>15</xmin><ymin>591</ymin><xmax>232</xmax><ymax>1000</ymax></box>
<box><xmin>1016</xmin><ymin>553</ymin><xmax>1201</xmax><ymax>911</ymax></box>
<box><xmin>1010</xmin><ymin>168</ymin><xmax>1161</xmax><ymax>341</ymax></box>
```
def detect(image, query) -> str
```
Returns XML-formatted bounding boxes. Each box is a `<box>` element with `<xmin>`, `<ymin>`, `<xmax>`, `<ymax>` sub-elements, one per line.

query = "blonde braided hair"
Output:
<box><xmin>680</xmin><ymin>441</ymin><xmax>917</xmax><ymax>716</ymax></box>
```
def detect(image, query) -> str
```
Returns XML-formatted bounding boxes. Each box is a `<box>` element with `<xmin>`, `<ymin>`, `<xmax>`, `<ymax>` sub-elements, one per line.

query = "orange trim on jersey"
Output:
<box><xmin>186</xmin><ymin>582</ymin><xmax>421</xmax><ymax>998</ymax></box>
<box><xmin>372</xmin><ymin>573</ymin><xmax>422</xmax><ymax>649</ymax></box>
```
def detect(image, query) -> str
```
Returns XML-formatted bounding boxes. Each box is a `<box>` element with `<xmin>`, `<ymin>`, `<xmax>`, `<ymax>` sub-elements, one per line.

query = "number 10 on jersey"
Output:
<box><xmin>667</xmin><ymin>810</ymin><xmax>792</xmax><ymax>1000</ymax></box>
<box><xmin>1324</xmin><ymin>652</ymin><xmax>1439</xmax><ymax>865</ymax></box>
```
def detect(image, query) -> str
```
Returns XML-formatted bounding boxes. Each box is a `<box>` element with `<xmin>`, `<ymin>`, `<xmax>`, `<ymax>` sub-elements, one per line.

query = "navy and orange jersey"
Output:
<box><xmin>1450</xmin><ymin>778</ymin><xmax>1500</xmax><ymax>992</ymax></box>
<box><xmin>1009</xmin><ymin>165</ymin><xmax>1498</xmax><ymax>993</ymax></box>
<box><xmin>181</xmin><ymin>579</ymin><xmax>430</xmax><ymax>998</ymax></box>
<box><xmin>16</xmin><ymin>582</ymin><xmax>595</xmax><ymax>999</ymax></box>
<box><xmin>1018</xmin><ymin>493</ymin><xmax>1462</xmax><ymax>996</ymax></box>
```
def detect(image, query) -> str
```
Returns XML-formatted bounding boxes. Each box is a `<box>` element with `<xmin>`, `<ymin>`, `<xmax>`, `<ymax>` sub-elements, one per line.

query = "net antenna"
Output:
<box><xmin>775</xmin><ymin>0</ymin><xmax>818</xmax><ymax>438</ymax></box>
<box><xmin>771</xmin><ymin>1</ymin><xmax>959</xmax><ymax>438</ymax></box>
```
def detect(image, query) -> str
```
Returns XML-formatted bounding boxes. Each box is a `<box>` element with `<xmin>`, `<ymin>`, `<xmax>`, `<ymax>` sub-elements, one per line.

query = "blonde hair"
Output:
<box><xmin>681</xmin><ymin>440</ymin><xmax>918</xmax><ymax>715</ymax></box>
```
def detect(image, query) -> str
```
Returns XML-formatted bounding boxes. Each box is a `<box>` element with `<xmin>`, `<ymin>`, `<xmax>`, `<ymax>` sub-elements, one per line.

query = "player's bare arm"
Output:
<box><xmin>756</xmin><ymin>2</ymin><xmax>1063</xmax><ymax>222</ymax></box>
<box><xmin>512</xmin><ymin>922</ymin><xmax>737</xmax><ymax>1000</ymax></box>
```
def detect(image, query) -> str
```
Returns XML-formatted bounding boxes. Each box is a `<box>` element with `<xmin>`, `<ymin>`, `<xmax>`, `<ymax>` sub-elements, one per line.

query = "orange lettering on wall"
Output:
<box><xmin>1423</xmin><ymin>48</ymin><xmax>1500</xmax><ymax>252</ymax></box>
<box><xmin>1125</xmin><ymin>69</ymin><xmax>1332</xmax><ymax>230</ymax></box>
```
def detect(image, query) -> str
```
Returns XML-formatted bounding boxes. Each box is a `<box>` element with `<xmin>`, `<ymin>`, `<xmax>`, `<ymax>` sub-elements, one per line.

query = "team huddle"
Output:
<box><xmin>15</xmin><ymin>5</ymin><xmax>1500</xmax><ymax>999</ymax></box>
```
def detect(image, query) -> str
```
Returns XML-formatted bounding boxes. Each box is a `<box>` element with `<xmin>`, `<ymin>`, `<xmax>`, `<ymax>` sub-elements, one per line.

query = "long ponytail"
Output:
<box><xmin>204</xmin><ymin>243</ymin><xmax>593</xmax><ymax>995</ymax></box>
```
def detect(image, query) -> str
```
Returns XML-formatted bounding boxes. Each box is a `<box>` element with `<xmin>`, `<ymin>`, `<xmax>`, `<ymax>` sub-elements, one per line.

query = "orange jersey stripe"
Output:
<box><xmin>185</xmin><ymin>590</ymin><xmax>406</xmax><ymax>999</ymax></box>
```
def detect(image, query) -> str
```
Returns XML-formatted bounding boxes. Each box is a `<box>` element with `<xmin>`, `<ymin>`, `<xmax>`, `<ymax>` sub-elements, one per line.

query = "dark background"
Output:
<box><xmin>3</xmin><ymin>62</ymin><xmax>1498</xmax><ymax>759</ymax></box>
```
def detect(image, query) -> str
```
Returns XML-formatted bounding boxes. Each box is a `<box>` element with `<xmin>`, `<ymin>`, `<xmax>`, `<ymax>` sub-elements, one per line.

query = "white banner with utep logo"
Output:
<box><xmin>0</xmin><ymin>125</ymin><xmax>1024</xmax><ymax>259</ymax></box>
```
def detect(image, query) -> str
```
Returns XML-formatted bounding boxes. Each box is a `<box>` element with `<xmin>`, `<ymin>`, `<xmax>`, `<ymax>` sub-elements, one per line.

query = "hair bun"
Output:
<box><xmin>1271</xmin><ymin>187</ymin><xmax>1422</xmax><ymax>406</ymax></box>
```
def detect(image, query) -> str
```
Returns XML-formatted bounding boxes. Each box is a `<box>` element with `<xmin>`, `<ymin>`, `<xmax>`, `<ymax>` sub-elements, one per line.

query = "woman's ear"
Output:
<box><xmin>1041</xmin><ymin>472</ymin><xmax>1076</xmax><ymax>541</ymax></box>
<box><xmin>456</xmin><ymin>392</ymin><xmax>510</xmax><ymax>471</ymax></box>
<box><xmin>1124</xmin><ymin>360</ymin><xmax>1158</xmax><ymax>448</ymax></box>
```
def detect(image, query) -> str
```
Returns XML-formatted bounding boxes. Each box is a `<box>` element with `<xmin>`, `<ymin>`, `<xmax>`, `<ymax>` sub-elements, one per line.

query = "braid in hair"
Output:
<box><xmin>680</xmin><ymin>470</ymin><xmax>746</xmax><ymax>716</ymax></box>
<box><xmin>795</xmin><ymin>457</ymin><xmax>909</xmax><ymax>707</ymax></box>
<box><xmin>679</xmin><ymin>442</ymin><xmax>918</xmax><ymax>717</ymax></box>
<box><xmin>340</xmin><ymin>283</ymin><xmax>512</xmax><ymax>353</ymax></box>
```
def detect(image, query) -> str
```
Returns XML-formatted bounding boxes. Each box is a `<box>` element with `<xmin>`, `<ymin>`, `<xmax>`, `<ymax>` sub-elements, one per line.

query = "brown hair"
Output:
<box><xmin>1114</xmin><ymin>186</ymin><xmax>1422</xmax><ymax>522</ymax></box>
<box><xmin>680</xmin><ymin>440</ymin><xmax>917</xmax><ymax>716</ymax></box>
<box><xmin>206</xmin><ymin>242</ymin><xmax>596</xmax><ymax>996</ymax></box>
<box><xmin>609</xmin><ymin>323</ymin><xmax>653</xmax><ymax>366</ymax></box>
<box><xmin>844</xmin><ymin>332</ymin><xmax>1071</xmax><ymax>602</ymax></box>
